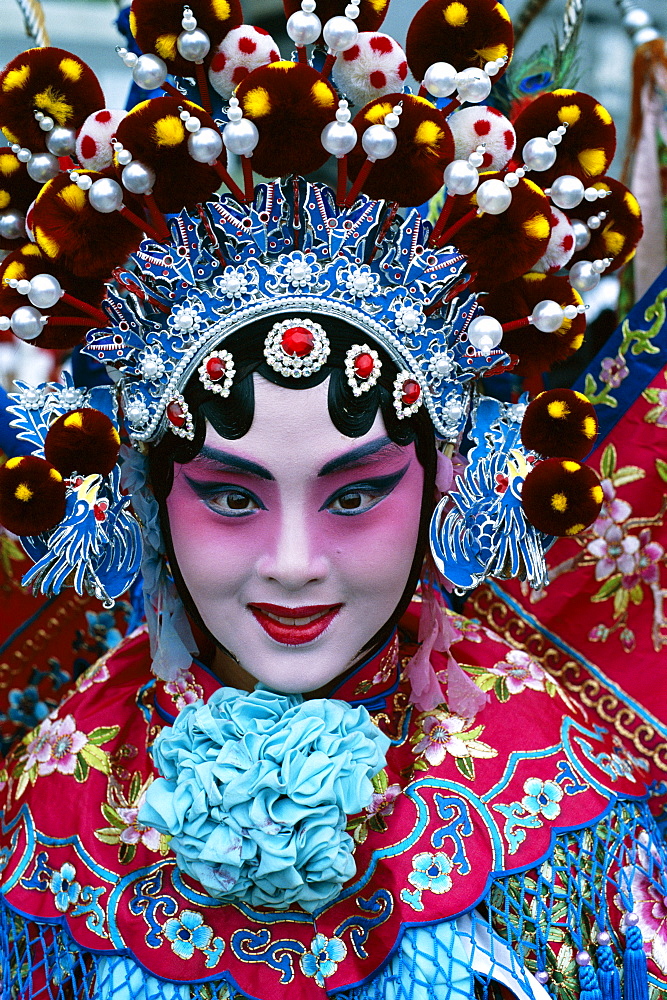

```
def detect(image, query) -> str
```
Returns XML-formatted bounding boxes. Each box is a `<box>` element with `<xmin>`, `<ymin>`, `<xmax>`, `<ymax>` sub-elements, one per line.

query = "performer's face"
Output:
<box><xmin>166</xmin><ymin>375</ymin><xmax>424</xmax><ymax>693</ymax></box>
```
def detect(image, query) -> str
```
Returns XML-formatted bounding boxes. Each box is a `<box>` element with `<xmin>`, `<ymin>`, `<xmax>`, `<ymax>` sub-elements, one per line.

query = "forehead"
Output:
<box><xmin>200</xmin><ymin>374</ymin><xmax>391</xmax><ymax>476</ymax></box>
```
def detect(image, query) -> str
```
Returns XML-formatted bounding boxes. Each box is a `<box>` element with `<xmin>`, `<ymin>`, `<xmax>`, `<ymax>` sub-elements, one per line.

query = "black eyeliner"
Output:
<box><xmin>183</xmin><ymin>475</ymin><xmax>266</xmax><ymax>509</ymax></box>
<box><xmin>319</xmin><ymin>464</ymin><xmax>410</xmax><ymax>512</ymax></box>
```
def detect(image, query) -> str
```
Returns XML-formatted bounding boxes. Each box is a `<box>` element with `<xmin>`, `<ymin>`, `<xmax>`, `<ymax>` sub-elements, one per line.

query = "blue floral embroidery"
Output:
<box><xmin>7</xmin><ymin>686</ymin><xmax>48</xmax><ymax>729</ymax></box>
<box><xmin>163</xmin><ymin>909</ymin><xmax>213</xmax><ymax>961</ymax></box>
<box><xmin>49</xmin><ymin>862</ymin><xmax>81</xmax><ymax>912</ymax></box>
<box><xmin>408</xmin><ymin>852</ymin><xmax>454</xmax><ymax>894</ymax></box>
<box><xmin>521</xmin><ymin>778</ymin><xmax>564</xmax><ymax>820</ymax></box>
<box><xmin>300</xmin><ymin>934</ymin><xmax>347</xmax><ymax>987</ymax></box>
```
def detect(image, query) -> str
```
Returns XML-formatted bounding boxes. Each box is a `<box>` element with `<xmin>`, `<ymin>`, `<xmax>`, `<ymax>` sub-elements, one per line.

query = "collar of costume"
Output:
<box><xmin>0</xmin><ymin>608</ymin><xmax>661</xmax><ymax>999</ymax></box>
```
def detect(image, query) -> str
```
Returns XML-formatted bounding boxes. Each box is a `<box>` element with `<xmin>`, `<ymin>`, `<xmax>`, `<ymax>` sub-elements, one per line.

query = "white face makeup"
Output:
<box><xmin>166</xmin><ymin>375</ymin><xmax>425</xmax><ymax>694</ymax></box>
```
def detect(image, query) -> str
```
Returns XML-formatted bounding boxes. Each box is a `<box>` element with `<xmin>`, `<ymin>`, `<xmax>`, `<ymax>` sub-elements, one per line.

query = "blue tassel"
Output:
<box><xmin>623</xmin><ymin>924</ymin><xmax>650</xmax><ymax>1000</ymax></box>
<box><xmin>578</xmin><ymin>962</ymin><xmax>603</xmax><ymax>1000</ymax></box>
<box><xmin>597</xmin><ymin>942</ymin><xmax>621</xmax><ymax>1000</ymax></box>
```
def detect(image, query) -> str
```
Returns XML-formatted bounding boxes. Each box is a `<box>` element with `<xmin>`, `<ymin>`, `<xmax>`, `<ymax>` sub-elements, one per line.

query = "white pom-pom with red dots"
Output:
<box><xmin>208</xmin><ymin>25</ymin><xmax>281</xmax><ymax>99</ymax></box>
<box><xmin>448</xmin><ymin>105</ymin><xmax>515</xmax><ymax>172</ymax></box>
<box><xmin>534</xmin><ymin>207</ymin><xmax>576</xmax><ymax>273</ymax></box>
<box><xmin>76</xmin><ymin>109</ymin><xmax>127</xmax><ymax>172</ymax></box>
<box><xmin>332</xmin><ymin>32</ymin><xmax>408</xmax><ymax>108</ymax></box>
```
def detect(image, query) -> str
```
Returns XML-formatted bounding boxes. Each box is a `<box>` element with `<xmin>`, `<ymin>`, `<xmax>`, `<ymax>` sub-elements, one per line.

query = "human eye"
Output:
<box><xmin>322</xmin><ymin>467</ymin><xmax>409</xmax><ymax>517</ymax></box>
<box><xmin>184</xmin><ymin>478</ymin><xmax>265</xmax><ymax>518</ymax></box>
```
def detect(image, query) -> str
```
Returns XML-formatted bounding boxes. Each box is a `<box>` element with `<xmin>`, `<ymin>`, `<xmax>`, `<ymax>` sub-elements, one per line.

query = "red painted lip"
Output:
<box><xmin>249</xmin><ymin>603</ymin><xmax>343</xmax><ymax>646</ymax></box>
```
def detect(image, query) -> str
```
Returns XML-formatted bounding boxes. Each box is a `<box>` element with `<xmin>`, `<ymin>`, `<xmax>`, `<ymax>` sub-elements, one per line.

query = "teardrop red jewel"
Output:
<box><xmin>281</xmin><ymin>326</ymin><xmax>315</xmax><ymax>358</ymax></box>
<box><xmin>401</xmin><ymin>380</ymin><xmax>421</xmax><ymax>405</ymax></box>
<box><xmin>206</xmin><ymin>356</ymin><xmax>226</xmax><ymax>381</ymax></box>
<box><xmin>167</xmin><ymin>401</ymin><xmax>186</xmax><ymax>427</ymax></box>
<box><xmin>354</xmin><ymin>353</ymin><xmax>375</xmax><ymax>379</ymax></box>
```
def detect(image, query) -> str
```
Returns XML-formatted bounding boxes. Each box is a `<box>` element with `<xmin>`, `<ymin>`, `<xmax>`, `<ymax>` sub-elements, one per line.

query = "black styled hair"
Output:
<box><xmin>148</xmin><ymin>313</ymin><xmax>437</xmax><ymax>667</ymax></box>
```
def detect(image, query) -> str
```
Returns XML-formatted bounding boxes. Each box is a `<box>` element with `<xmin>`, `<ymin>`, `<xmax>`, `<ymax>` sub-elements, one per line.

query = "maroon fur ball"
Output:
<box><xmin>521</xmin><ymin>389</ymin><xmax>598</xmax><ymax>459</ymax></box>
<box><xmin>45</xmin><ymin>409</ymin><xmax>121</xmax><ymax>477</ymax></box>
<box><xmin>0</xmin><ymin>47</ymin><xmax>104</xmax><ymax>154</ymax></box>
<box><xmin>521</xmin><ymin>457</ymin><xmax>603</xmax><ymax>536</ymax></box>
<box><xmin>484</xmin><ymin>272</ymin><xmax>586</xmax><ymax>376</ymax></box>
<box><xmin>406</xmin><ymin>0</ymin><xmax>514</xmax><ymax>83</ymax></box>
<box><xmin>513</xmin><ymin>90</ymin><xmax>616</xmax><ymax>187</ymax></box>
<box><xmin>236</xmin><ymin>63</ymin><xmax>337</xmax><ymax>178</ymax></box>
<box><xmin>130</xmin><ymin>0</ymin><xmax>242</xmax><ymax>76</ymax></box>
<box><xmin>347</xmin><ymin>94</ymin><xmax>454</xmax><ymax>206</ymax></box>
<box><xmin>0</xmin><ymin>455</ymin><xmax>66</xmax><ymax>536</ymax></box>
<box><xmin>0</xmin><ymin>148</ymin><xmax>42</xmax><ymax>251</ymax></box>
<box><xmin>282</xmin><ymin>0</ymin><xmax>389</xmax><ymax>35</ymax></box>
<box><xmin>565</xmin><ymin>176</ymin><xmax>643</xmax><ymax>273</ymax></box>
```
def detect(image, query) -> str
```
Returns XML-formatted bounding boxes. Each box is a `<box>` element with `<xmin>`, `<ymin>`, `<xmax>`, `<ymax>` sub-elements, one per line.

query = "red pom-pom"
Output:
<box><xmin>565</xmin><ymin>176</ymin><xmax>643</xmax><ymax>273</ymax></box>
<box><xmin>443</xmin><ymin>174</ymin><xmax>551</xmax><ymax>289</ymax></box>
<box><xmin>0</xmin><ymin>455</ymin><xmax>66</xmax><ymax>536</ymax></box>
<box><xmin>208</xmin><ymin>25</ymin><xmax>281</xmax><ymax>99</ymax></box>
<box><xmin>282</xmin><ymin>0</ymin><xmax>388</xmax><ymax>35</ymax></box>
<box><xmin>0</xmin><ymin>244</ymin><xmax>105</xmax><ymax>350</ymax></box>
<box><xmin>521</xmin><ymin>457</ymin><xmax>603</xmax><ymax>536</ymax></box>
<box><xmin>31</xmin><ymin>171</ymin><xmax>143</xmax><ymax>279</ymax></box>
<box><xmin>236</xmin><ymin>62</ymin><xmax>337</xmax><ymax>177</ymax></box>
<box><xmin>513</xmin><ymin>90</ymin><xmax>616</xmax><ymax>186</ymax></box>
<box><xmin>484</xmin><ymin>272</ymin><xmax>585</xmax><ymax>376</ymax></box>
<box><xmin>115</xmin><ymin>97</ymin><xmax>221</xmax><ymax>213</ymax></box>
<box><xmin>130</xmin><ymin>0</ymin><xmax>242</xmax><ymax>76</ymax></box>
<box><xmin>45</xmin><ymin>409</ymin><xmax>121</xmax><ymax>477</ymax></box>
<box><xmin>521</xmin><ymin>389</ymin><xmax>598</xmax><ymax>459</ymax></box>
<box><xmin>406</xmin><ymin>0</ymin><xmax>513</xmax><ymax>83</ymax></box>
<box><xmin>348</xmin><ymin>94</ymin><xmax>454</xmax><ymax>206</ymax></box>
<box><xmin>0</xmin><ymin>148</ymin><xmax>42</xmax><ymax>251</ymax></box>
<box><xmin>0</xmin><ymin>47</ymin><xmax>104</xmax><ymax>153</ymax></box>
<box><xmin>76</xmin><ymin>109</ymin><xmax>128</xmax><ymax>171</ymax></box>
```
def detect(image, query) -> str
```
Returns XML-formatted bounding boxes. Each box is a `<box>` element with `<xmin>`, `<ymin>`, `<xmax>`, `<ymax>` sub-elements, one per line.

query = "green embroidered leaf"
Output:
<box><xmin>15</xmin><ymin>766</ymin><xmax>35</xmax><ymax>800</ymax></box>
<box><xmin>94</xmin><ymin>827</ymin><xmax>121</xmax><ymax>845</ymax></box>
<box><xmin>119</xmin><ymin>842</ymin><xmax>137</xmax><ymax>865</ymax></box>
<box><xmin>629</xmin><ymin>584</ymin><xmax>644</xmax><ymax>606</ymax></box>
<box><xmin>371</xmin><ymin>768</ymin><xmax>388</xmax><ymax>794</ymax></box>
<box><xmin>73</xmin><ymin>755</ymin><xmax>90</xmax><ymax>783</ymax></box>
<box><xmin>545</xmin><ymin>679</ymin><xmax>557</xmax><ymax>698</ymax></box>
<box><xmin>656</xmin><ymin>458</ymin><xmax>667</xmax><ymax>484</ymax></box>
<box><xmin>412</xmin><ymin>758</ymin><xmax>429</xmax><ymax>772</ymax></box>
<box><xmin>129</xmin><ymin>771</ymin><xmax>142</xmax><ymax>803</ymax></box>
<box><xmin>368</xmin><ymin>814</ymin><xmax>388</xmax><ymax>834</ymax></box>
<box><xmin>463</xmin><ymin>725</ymin><xmax>485</xmax><ymax>740</ymax></box>
<box><xmin>613</xmin><ymin>466</ymin><xmax>645</xmax><ymax>487</ymax></box>
<box><xmin>455</xmin><ymin>755</ymin><xmax>476</xmax><ymax>780</ymax></box>
<box><xmin>643</xmin><ymin>388</ymin><xmax>661</xmax><ymax>403</ymax></box>
<box><xmin>583</xmin><ymin>372</ymin><xmax>597</xmax><ymax>401</ymax></box>
<box><xmin>466</xmin><ymin>740</ymin><xmax>497</xmax><ymax>759</ymax></box>
<box><xmin>87</xmin><ymin>725</ymin><xmax>120</xmax><ymax>746</ymax></box>
<box><xmin>591</xmin><ymin>574</ymin><xmax>622</xmax><ymax>601</ymax></box>
<box><xmin>101</xmin><ymin>803</ymin><xmax>125</xmax><ymax>829</ymax></box>
<box><xmin>645</xmin><ymin>405</ymin><xmax>664</xmax><ymax>424</ymax></box>
<box><xmin>494</xmin><ymin>676</ymin><xmax>510</xmax><ymax>703</ymax></box>
<box><xmin>475</xmin><ymin>673</ymin><xmax>498</xmax><ymax>693</ymax></box>
<box><xmin>613</xmin><ymin>587</ymin><xmax>629</xmax><ymax>616</ymax></box>
<box><xmin>599</xmin><ymin>444</ymin><xmax>617</xmax><ymax>480</ymax></box>
<box><xmin>80</xmin><ymin>743</ymin><xmax>111</xmax><ymax>774</ymax></box>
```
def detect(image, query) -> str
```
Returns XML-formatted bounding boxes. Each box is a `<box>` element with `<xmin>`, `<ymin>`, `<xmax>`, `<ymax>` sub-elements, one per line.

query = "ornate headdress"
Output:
<box><xmin>0</xmin><ymin>0</ymin><xmax>643</xmax><ymax>679</ymax></box>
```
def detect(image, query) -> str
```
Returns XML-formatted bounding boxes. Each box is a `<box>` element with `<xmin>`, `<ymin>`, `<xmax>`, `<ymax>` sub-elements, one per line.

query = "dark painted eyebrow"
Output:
<box><xmin>318</xmin><ymin>436</ymin><xmax>402</xmax><ymax>477</ymax></box>
<box><xmin>193</xmin><ymin>445</ymin><xmax>275</xmax><ymax>481</ymax></box>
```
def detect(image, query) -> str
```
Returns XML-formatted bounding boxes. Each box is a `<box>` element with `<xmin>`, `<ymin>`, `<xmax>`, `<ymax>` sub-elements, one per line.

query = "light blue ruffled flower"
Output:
<box><xmin>139</xmin><ymin>687</ymin><xmax>390</xmax><ymax>913</ymax></box>
<box><xmin>407</xmin><ymin>852</ymin><xmax>453</xmax><ymax>894</ymax></box>
<box><xmin>49</xmin><ymin>862</ymin><xmax>81</xmax><ymax>912</ymax></box>
<box><xmin>521</xmin><ymin>777</ymin><xmax>563</xmax><ymax>820</ymax></box>
<box><xmin>163</xmin><ymin>909</ymin><xmax>213</xmax><ymax>960</ymax></box>
<box><xmin>300</xmin><ymin>933</ymin><xmax>347</xmax><ymax>987</ymax></box>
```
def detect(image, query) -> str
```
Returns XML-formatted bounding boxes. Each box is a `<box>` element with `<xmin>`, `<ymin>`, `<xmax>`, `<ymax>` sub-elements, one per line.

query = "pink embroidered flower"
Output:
<box><xmin>366</xmin><ymin>783</ymin><xmax>402</xmax><ymax>818</ymax></box>
<box><xmin>117</xmin><ymin>794</ymin><xmax>162</xmax><ymax>852</ymax></box>
<box><xmin>619</xmin><ymin>835</ymin><xmax>667</xmax><ymax>974</ymax></box>
<box><xmin>599</xmin><ymin>355</ymin><xmax>629</xmax><ymax>388</ymax></box>
<box><xmin>587</xmin><ymin>523</ymin><xmax>639</xmax><ymax>580</ymax></box>
<box><xmin>620</xmin><ymin>529</ymin><xmax>664</xmax><ymax>589</ymax></box>
<box><xmin>24</xmin><ymin>716</ymin><xmax>88</xmax><ymax>776</ymax></box>
<box><xmin>77</xmin><ymin>661</ymin><xmax>110</xmax><ymax>692</ymax></box>
<box><xmin>164</xmin><ymin>670</ymin><xmax>204</xmax><ymax>712</ymax></box>
<box><xmin>413</xmin><ymin>713</ymin><xmax>471</xmax><ymax>765</ymax></box>
<box><xmin>487</xmin><ymin>649</ymin><xmax>546</xmax><ymax>694</ymax></box>
<box><xmin>591</xmin><ymin>479</ymin><xmax>632</xmax><ymax>537</ymax></box>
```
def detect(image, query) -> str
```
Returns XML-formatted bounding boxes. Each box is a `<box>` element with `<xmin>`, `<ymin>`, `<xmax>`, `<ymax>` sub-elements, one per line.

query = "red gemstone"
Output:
<box><xmin>281</xmin><ymin>326</ymin><xmax>315</xmax><ymax>358</ymax></box>
<box><xmin>401</xmin><ymin>380</ymin><xmax>421</xmax><ymax>406</ymax></box>
<box><xmin>167</xmin><ymin>401</ymin><xmax>186</xmax><ymax>427</ymax></box>
<box><xmin>353</xmin><ymin>353</ymin><xmax>375</xmax><ymax>379</ymax></box>
<box><xmin>206</xmin><ymin>356</ymin><xmax>226</xmax><ymax>381</ymax></box>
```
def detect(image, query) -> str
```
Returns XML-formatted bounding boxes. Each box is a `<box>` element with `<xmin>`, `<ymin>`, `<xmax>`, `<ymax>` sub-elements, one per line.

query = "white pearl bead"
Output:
<box><xmin>302</xmin><ymin>0</ymin><xmax>317</xmax><ymax>12</ymax></box>
<box><xmin>592</xmin><ymin>259</ymin><xmax>606</xmax><ymax>272</ymax></box>
<box><xmin>504</xmin><ymin>172</ymin><xmax>519</xmax><ymax>188</ymax></box>
<box><xmin>321</xmin><ymin>120</ymin><xmax>357</xmax><ymax>157</ymax></box>
<box><xmin>557</xmin><ymin>124</ymin><xmax>568</xmax><ymax>135</ymax></box>
<box><xmin>584</xmin><ymin>186</ymin><xmax>599</xmax><ymax>202</ymax></box>
<box><xmin>46</xmin><ymin>127</ymin><xmax>76</xmax><ymax>157</ymax></box>
<box><xmin>117</xmin><ymin>148</ymin><xmax>133</xmax><ymax>165</ymax></box>
<box><xmin>550</xmin><ymin>174</ymin><xmax>585</xmax><ymax>210</ymax></box>
<box><xmin>123</xmin><ymin>51</ymin><xmax>138</xmax><ymax>68</ymax></box>
<box><xmin>361</xmin><ymin>123</ymin><xmax>397</xmax><ymax>160</ymax></box>
<box><xmin>177</xmin><ymin>27</ymin><xmax>211</xmax><ymax>62</ymax></box>
<box><xmin>476</xmin><ymin>178</ymin><xmax>512</xmax><ymax>214</ymax></box>
<box><xmin>588</xmin><ymin>215</ymin><xmax>601</xmax><ymax>229</ymax></box>
<box><xmin>78</xmin><ymin>174</ymin><xmax>93</xmax><ymax>191</ymax></box>
<box><xmin>190</xmin><ymin>126</ymin><xmax>224</xmax><ymax>162</ymax></box>
<box><xmin>484</xmin><ymin>60</ymin><xmax>499</xmax><ymax>76</ymax></box>
<box><xmin>132</xmin><ymin>54</ymin><xmax>168</xmax><ymax>90</ymax></box>
<box><xmin>227</xmin><ymin>99</ymin><xmax>243</xmax><ymax>123</ymax></box>
<box><xmin>522</xmin><ymin>136</ymin><xmax>557</xmax><ymax>172</ymax></box>
<box><xmin>185</xmin><ymin>117</ymin><xmax>201</xmax><ymax>133</ymax></box>
<box><xmin>0</xmin><ymin>316</ymin><xmax>10</xmax><ymax>331</ymax></box>
<box><xmin>287</xmin><ymin>10</ymin><xmax>321</xmax><ymax>45</ymax></box>
<box><xmin>0</xmin><ymin>211</ymin><xmax>25</xmax><ymax>240</ymax></box>
<box><xmin>88</xmin><ymin>177</ymin><xmax>124</xmax><ymax>213</ymax></box>
<box><xmin>563</xmin><ymin>304</ymin><xmax>578</xmax><ymax>319</ymax></box>
<box><xmin>443</xmin><ymin>159</ymin><xmax>478</xmax><ymax>195</ymax></box>
<box><xmin>11</xmin><ymin>305</ymin><xmax>45</xmax><ymax>340</ymax></box>
<box><xmin>530</xmin><ymin>299</ymin><xmax>565</xmax><ymax>332</ymax></box>
<box><xmin>569</xmin><ymin>259</ymin><xmax>600</xmax><ymax>292</ymax></box>
<box><xmin>345</xmin><ymin>2</ymin><xmax>360</xmax><ymax>17</ymax></box>
<box><xmin>468</xmin><ymin>314</ymin><xmax>503</xmax><ymax>350</ymax></box>
<box><xmin>323</xmin><ymin>16</ymin><xmax>358</xmax><ymax>53</ymax></box>
<box><xmin>28</xmin><ymin>273</ymin><xmax>62</xmax><ymax>309</ymax></box>
<box><xmin>223</xmin><ymin>119</ymin><xmax>259</xmax><ymax>157</ymax></box>
<box><xmin>384</xmin><ymin>112</ymin><xmax>400</xmax><ymax>129</ymax></box>
<box><xmin>16</xmin><ymin>279</ymin><xmax>31</xmax><ymax>295</ymax></box>
<box><xmin>423</xmin><ymin>62</ymin><xmax>457</xmax><ymax>98</ymax></box>
<box><xmin>26</xmin><ymin>153</ymin><xmax>60</xmax><ymax>183</ymax></box>
<box><xmin>468</xmin><ymin>151</ymin><xmax>484</xmax><ymax>168</ymax></box>
<box><xmin>515</xmin><ymin>166</ymin><xmax>525</xmax><ymax>178</ymax></box>
<box><xmin>455</xmin><ymin>67</ymin><xmax>491</xmax><ymax>104</ymax></box>
<box><xmin>571</xmin><ymin>218</ymin><xmax>591</xmax><ymax>250</ymax></box>
<box><xmin>38</xmin><ymin>116</ymin><xmax>54</xmax><ymax>132</ymax></box>
<box><xmin>17</xmin><ymin>148</ymin><xmax>32</xmax><ymax>163</ymax></box>
<box><xmin>122</xmin><ymin>161</ymin><xmax>156</xmax><ymax>194</ymax></box>
<box><xmin>547</xmin><ymin>130</ymin><xmax>562</xmax><ymax>145</ymax></box>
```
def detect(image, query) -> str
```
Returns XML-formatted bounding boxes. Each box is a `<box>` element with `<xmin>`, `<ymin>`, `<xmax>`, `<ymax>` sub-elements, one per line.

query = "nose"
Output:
<box><xmin>256</xmin><ymin>505</ymin><xmax>330</xmax><ymax>591</ymax></box>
